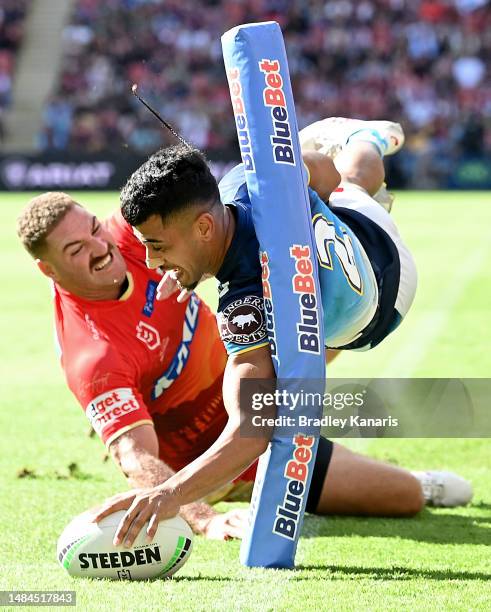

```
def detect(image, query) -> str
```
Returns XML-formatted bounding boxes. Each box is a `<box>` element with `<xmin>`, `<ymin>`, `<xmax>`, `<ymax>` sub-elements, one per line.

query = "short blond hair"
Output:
<box><xmin>17</xmin><ymin>192</ymin><xmax>79</xmax><ymax>258</ymax></box>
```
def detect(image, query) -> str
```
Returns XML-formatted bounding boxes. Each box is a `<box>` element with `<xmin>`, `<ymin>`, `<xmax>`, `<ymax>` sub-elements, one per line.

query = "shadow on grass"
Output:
<box><xmin>471</xmin><ymin>501</ymin><xmax>491</xmax><ymax>510</ymax></box>
<box><xmin>295</xmin><ymin>564</ymin><xmax>491</xmax><ymax>581</ymax></box>
<box><xmin>301</xmin><ymin>510</ymin><xmax>491</xmax><ymax>545</ymax></box>
<box><xmin>170</xmin><ymin>564</ymin><xmax>491</xmax><ymax>583</ymax></box>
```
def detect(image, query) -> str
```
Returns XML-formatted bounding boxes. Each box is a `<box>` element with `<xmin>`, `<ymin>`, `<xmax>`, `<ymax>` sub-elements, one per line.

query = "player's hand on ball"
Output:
<box><xmin>92</xmin><ymin>488</ymin><xmax>146</xmax><ymax>522</ymax></box>
<box><xmin>203</xmin><ymin>508</ymin><xmax>249</xmax><ymax>540</ymax></box>
<box><xmin>94</xmin><ymin>486</ymin><xmax>181</xmax><ymax>548</ymax></box>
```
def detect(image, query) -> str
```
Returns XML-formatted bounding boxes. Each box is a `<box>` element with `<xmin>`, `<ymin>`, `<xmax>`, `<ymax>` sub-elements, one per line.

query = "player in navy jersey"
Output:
<box><xmin>216</xmin><ymin>118</ymin><xmax>416</xmax><ymax>356</ymax></box>
<box><xmin>93</xmin><ymin>118</ymin><xmax>470</xmax><ymax>545</ymax></box>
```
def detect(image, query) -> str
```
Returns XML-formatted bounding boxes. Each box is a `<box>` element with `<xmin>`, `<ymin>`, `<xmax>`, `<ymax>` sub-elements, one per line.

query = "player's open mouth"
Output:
<box><xmin>92</xmin><ymin>252</ymin><xmax>113</xmax><ymax>272</ymax></box>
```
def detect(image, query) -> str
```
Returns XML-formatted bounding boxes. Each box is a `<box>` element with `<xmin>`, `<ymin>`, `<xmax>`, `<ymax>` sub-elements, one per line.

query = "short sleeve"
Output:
<box><xmin>66</xmin><ymin>346</ymin><xmax>154</xmax><ymax>447</ymax></box>
<box><xmin>216</xmin><ymin>289</ymin><xmax>269</xmax><ymax>355</ymax></box>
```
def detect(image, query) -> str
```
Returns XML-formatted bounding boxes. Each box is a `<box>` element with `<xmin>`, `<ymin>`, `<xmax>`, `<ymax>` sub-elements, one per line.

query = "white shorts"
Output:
<box><xmin>330</xmin><ymin>182</ymin><xmax>417</xmax><ymax>321</ymax></box>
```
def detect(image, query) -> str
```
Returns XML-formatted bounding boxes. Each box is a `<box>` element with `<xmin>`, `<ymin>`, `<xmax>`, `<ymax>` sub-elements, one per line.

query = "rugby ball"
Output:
<box><xmin>57</xmin><ymin>510</ymin><xmax>193</xmax><ymax>580</ymax></box>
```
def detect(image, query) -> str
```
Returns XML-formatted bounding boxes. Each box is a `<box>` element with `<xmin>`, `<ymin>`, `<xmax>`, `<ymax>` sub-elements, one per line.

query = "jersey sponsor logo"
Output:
<box><xmin>142</xmin><ymin>280</ymin><xmax>158</xmax><ymax>317</ymax></box>
<box><xmin>218</xmin><ymin>296</ymin><xmax>266</xmax><ymax>346</ymax></box>
<box><xmin>78</xmin><ymin>372</ymin><xmax>112</xmax><ymax>399</ymax></box>
<box><xmin>290</xmin><ymin>244</ymin><xmax>321</xmax><ymax>354</ymax></box>
<box><xmin>260</xmin><ymin>250</ymin><xmax>278</xmax><ymax>362</ymax></box>
<box><xmin>151</xmin><ymin>294</ymin><xmax>200</xmax><ymax>399</ymax></box>
<box><xmin>226</xmin><ymin>67</ymin><xmax>255</xmax><ymax>172</ymax></box>
<box><xmin>136</xmin><ymin>321</ymin><xmax>161</xmax><ymax>350</ymax></box>
<box><xmin>259</xmin><ymin>58</ymin><xmax>295</xmax><ymax>166</ymax></box>
<box><xmin>273</xmin><ymin>434</ymin><xmax>315</xmax><ymax>540</ymax></box>
<box><xmin>86</xmin><ymin>387</ymin><xmax>140</xmax><ymax>435</ymax></box>
<box><xmin>84</xmin><ymin>314</ymin><xmax>102</xmax><ymax>341</ymax></box>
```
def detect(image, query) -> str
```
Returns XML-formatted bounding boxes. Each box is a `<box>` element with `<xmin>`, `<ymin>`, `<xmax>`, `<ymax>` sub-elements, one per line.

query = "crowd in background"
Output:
<box><xmin>0</xmin><ymin>0</ymin><xmax>30</xmax><ymax>142</ymax></box>
<box><xmin>24</xmin><ymin>0</ymin><xmax>491</xmax><ymax>186</ymax></box>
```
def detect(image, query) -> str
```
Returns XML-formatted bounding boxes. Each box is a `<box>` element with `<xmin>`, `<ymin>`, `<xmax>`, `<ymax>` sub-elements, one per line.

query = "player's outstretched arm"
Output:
<box><xmin>94</xmin><ymin>346</ymin><xmax>276</xmax><ymax>547</ymax></box>
<box><xmin>154</xmin><ymin>346</ymin><xmax>275</xmax><ymax>505</ymax></box>
<box><xmin>302</xmin><ymin>150</ymin><xmax>341</xmax><ymax>201</ymax></box>
<box><xmin>100</xmin><ymin>424</ymin><xmax>247</xmax><ymax>540</ymax></box>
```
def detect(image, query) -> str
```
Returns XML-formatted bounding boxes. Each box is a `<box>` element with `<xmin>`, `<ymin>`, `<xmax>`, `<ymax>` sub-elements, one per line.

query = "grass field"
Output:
<box><xmin>1</xmin><ymin>191</ymin><xmax>490</xmax><ymax>611</ymax></box>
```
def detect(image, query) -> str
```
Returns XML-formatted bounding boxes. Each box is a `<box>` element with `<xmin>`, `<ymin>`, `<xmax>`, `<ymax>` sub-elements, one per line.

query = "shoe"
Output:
<box><xmin>412</xmin><ymin>470</ymin><xmax>474</xmax><ymax>507</ymax></box>
<box><xmin>299</xmin><ymin>117</ymin><xmax>405</xmax><ymax>159</ymax></box>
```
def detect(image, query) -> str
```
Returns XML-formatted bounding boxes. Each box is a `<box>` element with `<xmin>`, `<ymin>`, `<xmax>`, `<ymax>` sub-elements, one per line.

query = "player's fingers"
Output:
<box><xmin>223</xmin><ymin>520</ymin><xmax>245</xmax><ymax>540</ymax></box>
<box><xmin>113</xmin><ymin>498</ymin><xmax>146</xmax><ymax>545</ymax></box>
<box><xmin>145</xmin><ymin>509</ymin><xmax>161</xmax><ymax>542</ymax></box>
<box><xmin>176</xmin><ymin>288</ymin><xmax>191</xmax><ymax>303</ymax></box>
<box><xmin>93</xmin><ymin>499</ymin><xmax>131</xmax><ymax>523</ymax></box>
<box><xmin>156</xmin><ymin>271</ymin><xmax>179</xmax><ymax>300</ymax></box>
<box><xmin>222</xmin><ymin>511</ymin><xmax>241</xmax><ymax>527</ymax></box>
<box><xmin>228</xmin><ymin>508</ymin><xmax>248</xmax><ymax>523</ymax></box>
<box><xmin>226</xmin><ymin>515</ymin><xmax>245</xmax><ymax>530</ymax></box>
<box><xmin>122</xmin><ymin>506</ymin><xmax>154</xmax><ymax>548</ymax></box>
<box><xmin>123</xmin><ymin>505</ymin><xmax>155</xmax><ymax>548</ymax></box>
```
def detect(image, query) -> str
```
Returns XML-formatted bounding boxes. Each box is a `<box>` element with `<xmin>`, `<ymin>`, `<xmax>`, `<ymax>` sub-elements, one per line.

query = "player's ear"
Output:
<box><xmin>36</xmin><ymin>258</ymin><xmax>59</xmax><ymax>281</ymax></box>
<box><xmin>196</xmin><ymin>211</ymin><xmax>214</xmax><ymax>241</ymax></box>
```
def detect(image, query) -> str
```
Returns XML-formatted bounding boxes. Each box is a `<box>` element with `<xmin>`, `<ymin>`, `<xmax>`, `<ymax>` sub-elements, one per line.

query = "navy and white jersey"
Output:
<box><xmin>216</xmin><ymin>163</ymin><xmax>406</xmax><ymax>356</ymax></box>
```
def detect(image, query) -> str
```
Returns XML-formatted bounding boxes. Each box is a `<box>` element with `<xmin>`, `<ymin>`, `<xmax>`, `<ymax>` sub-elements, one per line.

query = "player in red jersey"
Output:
<box><xmin>17</xmin><ymin>192</ymin><xmax>471</xmax><ymax>542</ymax></box>
<box><xmin>54</xmin><ymin>208</ymin><xmax>228</xmax><ymax>473</ymax></box>
<box><xmin>18</xmin><ymin>193</ymin><xmax>249</xmax><ymax>538</ymax></box>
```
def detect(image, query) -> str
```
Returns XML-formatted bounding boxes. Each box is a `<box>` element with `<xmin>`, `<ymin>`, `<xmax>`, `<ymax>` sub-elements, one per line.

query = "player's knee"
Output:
<box><xmin>335</xmin><ymin>145</ymin><xmax>385</xmax><ymax>196</ymax></box>
<box><xmin>341</xmin><ymin>173</ymin><xmax>383</xmax><ymax>197</ymax></box>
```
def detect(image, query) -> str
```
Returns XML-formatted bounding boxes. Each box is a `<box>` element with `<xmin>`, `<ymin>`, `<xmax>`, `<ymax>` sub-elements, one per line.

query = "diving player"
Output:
<box><xmin>90</xmin><ymin>119</ymin><xmax>471</xmax><ymax>546</ymax></box>
<box><xmin>17</xmin><ymin>191</ymin><xmax>471</xmax><ymax>543</ymax></box>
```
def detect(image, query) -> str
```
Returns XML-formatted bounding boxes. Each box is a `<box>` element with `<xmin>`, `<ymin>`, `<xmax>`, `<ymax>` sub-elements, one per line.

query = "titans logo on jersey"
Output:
<box><xmin>217</xmin><ymin>163</ymin><xmax>401</xmax><ymax>355</ymax></box>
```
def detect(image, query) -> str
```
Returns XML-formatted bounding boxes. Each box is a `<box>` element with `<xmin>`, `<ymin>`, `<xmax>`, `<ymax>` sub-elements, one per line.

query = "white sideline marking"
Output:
<box><xmin>382</xmin><ymin>244</ymin><xmax>489</xmax><ymax>378</ymax></box>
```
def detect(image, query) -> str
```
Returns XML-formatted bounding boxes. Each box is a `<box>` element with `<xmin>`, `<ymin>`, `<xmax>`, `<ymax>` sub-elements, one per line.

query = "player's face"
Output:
<box><xmin>40</xmin><ymin>206</ymin><xmax>127</xmax><ymax>299</ymax></box>
<box><xmin>134</xmin><ymin>212</ymin><xmax>211</xmax><ymax>290</ymax></box>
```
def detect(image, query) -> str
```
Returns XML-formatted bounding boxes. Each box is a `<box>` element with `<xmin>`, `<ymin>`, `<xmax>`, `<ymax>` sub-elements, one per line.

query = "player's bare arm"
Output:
<box><xmin>94</xmin><ymin>346</ymin><xmax>275</xmax><ymax>546</ymax></box>
<box><xmin>106</xmin><ymin>423</ymin><xmax>247</xmax><ymax>540</ymax></box>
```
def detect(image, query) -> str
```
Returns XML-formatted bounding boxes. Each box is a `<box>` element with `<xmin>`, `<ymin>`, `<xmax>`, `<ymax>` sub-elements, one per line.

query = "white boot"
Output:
<box><xmin>412</xmin><ymin>470</ymin><xmax>474</xmax><ymax>507</ymax></box>
<box><xmin>299</xmin><ymin>116</ymin><xmax>405</xmax><ymax>159</ymax></box>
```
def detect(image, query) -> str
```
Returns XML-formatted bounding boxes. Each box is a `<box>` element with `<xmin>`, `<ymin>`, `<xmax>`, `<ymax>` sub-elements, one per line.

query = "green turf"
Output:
<box><xmin>1</xmin><ymin>191</ymin><xmax>490</xmax><ymax>611</ymax></box>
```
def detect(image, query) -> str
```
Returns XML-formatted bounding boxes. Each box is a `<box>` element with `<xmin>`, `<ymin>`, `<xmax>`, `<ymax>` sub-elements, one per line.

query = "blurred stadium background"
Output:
<box><xmin>0</xmin><ymin>0</ymin><xmax>490</xmax><ymax>190</ymax></box>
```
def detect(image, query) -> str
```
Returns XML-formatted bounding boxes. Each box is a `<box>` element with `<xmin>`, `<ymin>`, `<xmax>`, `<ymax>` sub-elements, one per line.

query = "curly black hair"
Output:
<box><xmin>120</xmin><ymin>145</ymin><xmax>220</xmax><ymax>226</ymax></box>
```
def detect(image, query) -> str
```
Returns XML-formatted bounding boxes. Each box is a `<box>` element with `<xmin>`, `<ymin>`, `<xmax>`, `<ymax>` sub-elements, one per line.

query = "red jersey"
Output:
<box><xmin>54</xmin><ymin>210</ymin><xmax>228</xmax><ymax>471</ymax></box>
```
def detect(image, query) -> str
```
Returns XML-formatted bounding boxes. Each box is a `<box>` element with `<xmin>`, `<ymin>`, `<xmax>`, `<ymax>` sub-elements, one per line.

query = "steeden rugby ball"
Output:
<box><xmin>57</xmin><ymin>510</ymin><xmax>193</xmax><ymax>580</ymax></box>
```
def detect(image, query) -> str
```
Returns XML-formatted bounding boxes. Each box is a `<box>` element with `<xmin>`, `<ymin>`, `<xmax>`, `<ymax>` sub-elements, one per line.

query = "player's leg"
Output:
<box><xmin>334</xmin><ymin>141</ymin><xmax>386</xmax><ymax>197</ymax></box>
<box><xmin>211</xmin><ymin>444</ymin><xmax>423</xmax><ymax>515</ymax></box>
<box><xmin>209</xmin><ymin>438</ymin><xmax>472</xmax><ymax>513</ymax></box>
<box><xmin>307</xmin><ymin>119</ymin><xmax>417</xmax><ymax>342</ymax></box>
<box><xmin>305</xmin><ymin>439</ymin><xmax>473</xmax><ymax>516</ymax></box>
<box><xmin>300</xmin><ymin>117</ymin><xmax>403</xmax><ymax>210</ymax></box>
<box><xmin>299</xmin><ymin>117</ymin><xmax>404</xmax><ymax>162</ymax></box>
<box><xmin>307</xmin><ymin>440</ymin><xmax>424</xmax><ymax>516</ymax></box>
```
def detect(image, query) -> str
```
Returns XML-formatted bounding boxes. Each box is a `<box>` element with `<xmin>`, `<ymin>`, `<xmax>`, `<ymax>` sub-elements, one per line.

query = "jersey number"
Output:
<box><xmin>313</xmin><ymin>213</ymin><xmax>363</xmax><ymax>294</ymax></box>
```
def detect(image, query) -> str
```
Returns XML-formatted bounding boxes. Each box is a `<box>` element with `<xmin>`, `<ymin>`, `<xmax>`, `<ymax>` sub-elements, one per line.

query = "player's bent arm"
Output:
<box><xmin>302</xmin><ymin>151</ymin><xmax>341</xmax><ymax>201</ymax></box>
<box><xmin>159</xmin><ymin>346</ymin><xmax>276</xmax><ymax>505</ymax></box>
<box><xmin>109</xmin><ymin>424</ymin><xmax>220</xmax><ymax>535</ymax></box>
<box><xmin>109</xmin><ymin>424</ymin><xmax>161</xmax><ymax>488</ymax></box>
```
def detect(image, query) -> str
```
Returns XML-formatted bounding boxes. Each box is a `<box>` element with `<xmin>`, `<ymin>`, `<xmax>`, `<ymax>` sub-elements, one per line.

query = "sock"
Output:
<box><xmin>345</xmin><ymin>128</ymin><xmax>388</xmax><ymax>157</ymax></box>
